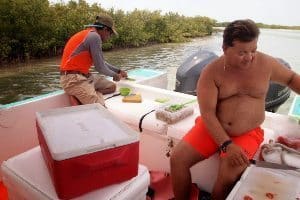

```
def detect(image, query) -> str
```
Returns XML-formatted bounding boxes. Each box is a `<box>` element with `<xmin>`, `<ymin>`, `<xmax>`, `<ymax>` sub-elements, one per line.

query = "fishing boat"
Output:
<box><xmin>0</xmin><ymin>66</ymin><xmax>300</xmax><ymax>199</ymax></box>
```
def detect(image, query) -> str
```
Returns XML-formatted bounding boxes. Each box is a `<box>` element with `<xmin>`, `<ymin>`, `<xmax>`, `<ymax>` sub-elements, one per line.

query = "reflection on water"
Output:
<box><xmin>0</xmin><ymin>29</ymin><xmax>300</xmax><ymax>115</ymax></box>
<box><xmin>0</xmin><ymin>63</ymin><xmax>61</xmax><ymax>103</ymax></box>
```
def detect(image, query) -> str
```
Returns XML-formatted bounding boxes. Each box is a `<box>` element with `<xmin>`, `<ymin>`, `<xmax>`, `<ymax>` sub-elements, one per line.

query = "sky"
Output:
<box><xmin>52</xmin><ymin>0</ymin><xmax>300</xmax><ymax>26</ymax></box>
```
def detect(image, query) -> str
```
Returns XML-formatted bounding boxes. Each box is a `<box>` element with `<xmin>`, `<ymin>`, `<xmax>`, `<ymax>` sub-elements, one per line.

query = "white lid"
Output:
<box><xmin>36</xmin><ymin>104</ymin><xmax>139</xmax><ymax>161</ymax></box>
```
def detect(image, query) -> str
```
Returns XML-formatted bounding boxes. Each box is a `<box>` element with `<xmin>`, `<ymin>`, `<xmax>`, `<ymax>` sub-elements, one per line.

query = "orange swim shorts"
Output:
<box><xmin>183</xmin><ymin>116</ymin><xmax>264</xmax><ymax>159</ymax></box>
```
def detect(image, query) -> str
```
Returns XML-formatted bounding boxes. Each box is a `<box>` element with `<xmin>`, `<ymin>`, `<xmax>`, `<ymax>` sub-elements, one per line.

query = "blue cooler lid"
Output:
<box><xmin>289</xmin><ymin>95</ymin><xmax>300</xmax><ymax>120</ymax></box>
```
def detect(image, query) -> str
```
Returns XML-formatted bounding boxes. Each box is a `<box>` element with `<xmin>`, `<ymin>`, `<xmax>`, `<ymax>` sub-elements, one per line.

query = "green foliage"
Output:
<box><xmin>215</xmin><ymin>21</ymin><xmax>300</xmax><ymax>30</ymax></box>
<box><xmin>0</xmin><ymin>0</ymin><xmax>54</xmax><ymax>60</ymax></box>
<box><xmin>0</xmin><ymin>0</ymin><xmax>216</xmax><ymax>63</ymax></box>
<box><xmin>256</xmin><ymin>23</ymin><xmax>300</xmax><ymax>30</ymax></box>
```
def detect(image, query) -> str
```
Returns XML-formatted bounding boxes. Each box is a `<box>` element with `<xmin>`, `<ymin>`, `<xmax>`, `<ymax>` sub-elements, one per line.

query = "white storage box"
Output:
<box><xmin>35</xmin><ymin>104</ymin><xmax>139</xmax><ymax>199</ymax></box>
<box><xmin>1</xmin><ymin>146</ymin><xmax>150</xmax><ymax>200</ymax></box>
<box><xmin>226</xmin><ymin>165</ymin><xmax>300</xmax><ymax>200</ymax></box>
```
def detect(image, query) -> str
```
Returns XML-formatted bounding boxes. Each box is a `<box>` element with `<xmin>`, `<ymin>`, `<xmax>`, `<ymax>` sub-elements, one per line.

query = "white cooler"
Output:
<box><xmin>1</xmin><ymin>146</ymin><xmax>150</xmax><ymax>200</ymax></box>
<box><xmin>35</xmin><ymin>104</ymin><xmax>140</xmax><ymax>199</ymax></box>
<box><xmin>226</xmin><ymin>165</ymin><xmax>300</xmax><ymax>200</ymax></box>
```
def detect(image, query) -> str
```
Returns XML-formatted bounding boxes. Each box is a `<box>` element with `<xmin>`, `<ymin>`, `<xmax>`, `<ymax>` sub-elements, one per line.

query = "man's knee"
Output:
<box><xmin>170</xmin><ymin>146</ymin><xmax>189</xmax><ymax>174</ymax></box>
<box><xmin>170</xmin><ymin>149</ymin><xmax>180</xmax><ymax>169</ymax></box>
<box><xmin>170</xmin><ymin>148</ymin><xmax>179</xmax><ymax>169</ymax></box>
<box><xmin>110</xmin><ymin>84</ymin><xmax>116</xmax><ymax>92</ymax></box>
<box><xmin>97</xmin><ymin>83</ymin><xmax>116</xmax><ymax>94</ymax></box>
<box><xmin>219</xmin><ymin>157</ymin><xmax>247</xmax><ymax>183</ymax></box>
<box><xmin>170</xmin><ymin>140</ymin><xmax>204</xmax><ymax>170</ymax></box>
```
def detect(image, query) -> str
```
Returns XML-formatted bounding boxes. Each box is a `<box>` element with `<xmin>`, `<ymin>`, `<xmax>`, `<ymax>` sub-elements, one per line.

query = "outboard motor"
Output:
<box><xmin>175</xmin><ymin>50</ymin><xmax>218</xmax><ymax>95</ymax></box>
<box><xmin>265</xmin><ymin>58</ymin><xmax>291</xmax><ymax>112</ymax></box>
<box><xmin>175</xmin><ymin>50</ymin><xmax>291</xmax><ymax>113</ymax></box>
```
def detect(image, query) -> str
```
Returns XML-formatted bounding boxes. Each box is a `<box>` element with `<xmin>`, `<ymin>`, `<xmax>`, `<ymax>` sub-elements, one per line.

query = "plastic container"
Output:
<box><xmin>36</xmin><ymin>104</ymin><xmax>139</xmax><ymax>199</ymax></box>
<box><xmin>1</xmin><ymin>147</ymin><xmax>150</xmax><ymax>200</ymax></box>
<box><xmin>226</xmin><ymin>165</ymin><xmax>300</xmax><ymax>200</ymax></box>
<box><xmin>119</xmin><ymin>87</ymin><xmax>131</xmax><ymax>96</ymax></box>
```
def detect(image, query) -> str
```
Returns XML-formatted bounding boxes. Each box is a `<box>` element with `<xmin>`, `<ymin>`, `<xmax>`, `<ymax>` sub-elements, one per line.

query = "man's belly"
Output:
<box><xmin>217</xmin><ymin>95</ymin><xmax>265</xmax><ymax>135</ymax></box>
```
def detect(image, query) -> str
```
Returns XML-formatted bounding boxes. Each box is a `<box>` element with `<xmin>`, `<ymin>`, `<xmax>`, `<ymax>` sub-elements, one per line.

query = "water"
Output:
<box><xmin>258</xmin><ymin>29</ymin><xmax>300</xmax><ymax>114</ymax></box>
<box><xmin>1</xmin><ymin>29</ymin><xmax>300</xmax><ymax>115</ymax></box>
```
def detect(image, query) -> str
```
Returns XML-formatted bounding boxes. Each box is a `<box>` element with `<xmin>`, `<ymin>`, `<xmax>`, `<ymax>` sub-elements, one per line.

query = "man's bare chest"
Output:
<box><xmin>217</xmin><ymin>73</ymin><xmax>270</xmax><ymax>100</ymax></box>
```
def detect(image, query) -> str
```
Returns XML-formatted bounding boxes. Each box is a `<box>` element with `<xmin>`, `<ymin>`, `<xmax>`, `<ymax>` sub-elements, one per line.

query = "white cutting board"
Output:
<box><xmin>230</xmin><ymin>165</ymin><xmax>300</xmax><ymax>200</ymax></box>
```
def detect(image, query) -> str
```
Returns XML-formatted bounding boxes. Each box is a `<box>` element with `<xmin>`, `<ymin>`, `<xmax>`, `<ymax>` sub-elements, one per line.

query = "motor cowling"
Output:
<box><xmin>175</xmin><ymin>50</ymin><xmax>291</xmax><ymax>113</ymax></box>
<box><xmin>265</xmin><ymin>58</ymin><xmax>291</xmax><ymax>112</ymax></box>
<box><xmin>175</xmin><ymin>50</ymin><xmax>218</xmax><ymax>95</ymax></box>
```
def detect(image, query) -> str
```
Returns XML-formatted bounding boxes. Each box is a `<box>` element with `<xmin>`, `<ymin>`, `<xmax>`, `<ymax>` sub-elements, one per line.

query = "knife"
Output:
<box><xmin>249</xmin><ymin>159</ymin><xmax>299</xmax><ymax>170</ymax></box>
<box><xmin>104</xmin><ymin>93</ymin><xmax>121</xmax><ymax>100</ymax></box>
<box><xmin>125</xmin><ymin>77</ymin><xmax>136</xmax><ymax>81</ymax></box>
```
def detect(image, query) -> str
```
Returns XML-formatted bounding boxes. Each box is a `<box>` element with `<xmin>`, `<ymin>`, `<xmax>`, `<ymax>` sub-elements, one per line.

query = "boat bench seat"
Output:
<box><xmin>102</xmin><ymin>82</ymin><xmax>282</xmax><ymax>193</ymax></box>
<box><xmin>104</xmin><ymin>82</ymin><xmax>198</xmax><ymax>135</ymax></box>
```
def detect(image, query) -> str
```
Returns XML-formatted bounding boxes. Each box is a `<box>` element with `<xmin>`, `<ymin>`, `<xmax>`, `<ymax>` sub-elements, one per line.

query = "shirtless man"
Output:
<box><xmin>170</xmin><ymin>19</ymin><xmax>300</xmax><ymax>200</ymax></box>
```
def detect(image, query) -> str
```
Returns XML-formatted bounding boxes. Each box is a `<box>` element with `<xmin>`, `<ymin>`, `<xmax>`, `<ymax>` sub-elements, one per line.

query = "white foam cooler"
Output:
<box><xmin>35</xmin><ymin>104</ymin><xmax>140</xmax><ymax>199</ymax></box>
<box><xmin>1</xmin><ymin>146</ymin><xmax>150</xmax><ymax>200</ymax></box>
<box><xmin>226</xmin><ymin>165</ymin><xmax>300</xmax><ymax>200</ymax></box>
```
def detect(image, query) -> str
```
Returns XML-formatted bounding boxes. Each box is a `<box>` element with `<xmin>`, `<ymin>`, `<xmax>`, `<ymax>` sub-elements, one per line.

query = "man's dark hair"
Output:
<box><xmin>223</xmin><ymin>19</ymin><xmax>260</xmax><ymax>47</ymax></box>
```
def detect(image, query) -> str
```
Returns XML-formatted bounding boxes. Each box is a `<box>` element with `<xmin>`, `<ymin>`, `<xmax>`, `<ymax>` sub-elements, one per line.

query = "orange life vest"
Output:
<box><xmin>60</xmin><ymin>29</ymin><xmax>93</xmax><ymax>74</ymax></box>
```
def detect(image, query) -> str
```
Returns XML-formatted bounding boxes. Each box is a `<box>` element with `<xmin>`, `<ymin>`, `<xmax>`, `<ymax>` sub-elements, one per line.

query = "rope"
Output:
<box><xmin>139</xmin><ymin>109</ymin><xmax>155</xmax><ymax>132</ymax></box>
<box><xmin>104</xmin><ymin>93</ymin><xmax>121</xmax><ymax>100</ymax></box>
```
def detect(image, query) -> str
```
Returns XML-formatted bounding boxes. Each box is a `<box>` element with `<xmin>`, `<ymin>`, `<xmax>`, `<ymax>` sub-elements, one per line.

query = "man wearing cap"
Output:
<box><xmin>60</xmin><ymin>13</ymin><xmax>127</xmax><ymax>106</ymax></box>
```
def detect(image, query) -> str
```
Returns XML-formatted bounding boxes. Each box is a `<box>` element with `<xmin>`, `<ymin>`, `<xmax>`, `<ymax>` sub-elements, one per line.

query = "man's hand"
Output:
<box><xmin>225</xmin><ymin>143</ymin><xmax>249</xmax><ymax>167</ymax></box>
<box><xmin>119</xmin><ymin>70</ymin><xmax>128</xmax><ymax>78</ymax></box>
<box><xmin>113</xmin><ymin>73</ymin><xmax>122</xmax><ymax>81</ymax></box>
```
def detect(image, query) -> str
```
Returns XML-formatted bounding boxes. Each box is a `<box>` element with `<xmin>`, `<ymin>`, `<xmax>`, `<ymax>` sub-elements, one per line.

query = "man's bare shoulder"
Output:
<box><xmin>199</xmin><ymin>57</ymin><xmax>224</xmax><ymax>86</ymax></box>
<box><xmin>254</xmin><ymin>51</ymin><xmax>287</xmax><ymax>76</ymax></box>
<box><xmin>256</xmin><ymin>51</ymin><xmax>277</xmax><ymax>64</ymax></box>
<box><xmin>204</xmin><ymin>56</ymin><xmax>223</xmax><ymax>72</ymax></box>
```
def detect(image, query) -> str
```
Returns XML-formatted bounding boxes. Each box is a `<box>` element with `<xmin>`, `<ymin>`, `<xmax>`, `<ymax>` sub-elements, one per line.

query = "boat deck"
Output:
<box><xmin>1</xmin><ymin>70</ymin><xmax>300</xmax><ymax>199</ymax></box>
<box><xmin>0</xmin><ymin>181</ymin><xmax>8</xmax><ymax>200</ymax></box>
